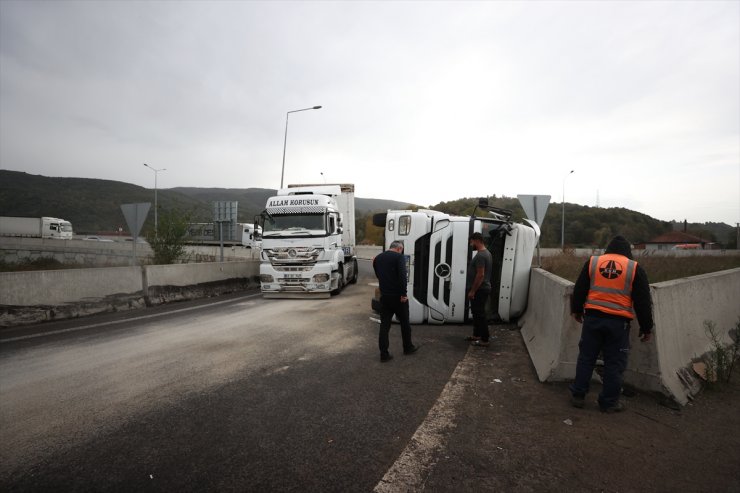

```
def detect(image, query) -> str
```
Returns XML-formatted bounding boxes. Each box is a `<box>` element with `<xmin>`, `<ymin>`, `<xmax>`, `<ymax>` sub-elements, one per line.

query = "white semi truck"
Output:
<box><xmin>0</xmin><ymin>216</ymin><xmax>74</xmax><ymax>239</ymax></box>
<box><xmin>371</xmin><ymin>200</ymin><xmax>540</xmax><ymax>324</ymax></box>
<box><xmin>258</xmin><ymin>184</ymin><xmax>358</xmax><ymax>298</ymax></box>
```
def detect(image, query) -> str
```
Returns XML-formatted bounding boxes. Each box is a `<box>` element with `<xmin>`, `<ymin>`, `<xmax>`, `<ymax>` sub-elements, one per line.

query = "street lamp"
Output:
<box><xmin>143</xmin><ymin>163</ymin><xmax>166</xmax><ymax>236</ymax></box>
<box><xmin>561</xmin><ymin>170</ymin><xmax>574</xmax><ymax>250</ymax></box>
<box><xmin>280</xmin><ymin>105</ymin><xmax>322</xmax><ymax>188</ymax></box>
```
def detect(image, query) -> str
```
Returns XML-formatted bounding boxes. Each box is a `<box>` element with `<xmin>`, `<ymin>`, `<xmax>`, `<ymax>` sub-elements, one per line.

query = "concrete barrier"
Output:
<box><xmin>0</xmin><ymin>237</ymin><xmax>261</xmax><ymax>267</ymax></box>
<box><xmin>0</xmin><ymin>266</ymin><xmax>143</xmax><ymax>306</ymax></box>
<box><xmin>0</xmin><ymin>237</ymin><xmax>153</xmax><ymax>265</ymax></box>
<box><xmin>519</xmin><ymin>267</ymin><xmax>740</xmax><ymax>405</ymax></box>
<box><xmin>0</xmin><ymin>260</ymin><xmax>260</xmax><ymax>327</ymax></box>
<box><xmin>652</xmin><ymin>270</ymin><xmax>740</xmax><ymax>404</ymax></box>
<box><xmin>517</xmin><ymin>269</ymin><xmax>576</xmax><ymax>383</ymax></box>
<box><xmin>146</xmin><ymin>261</ymin><xmax>257</xmax><ymax>288</ymax></box>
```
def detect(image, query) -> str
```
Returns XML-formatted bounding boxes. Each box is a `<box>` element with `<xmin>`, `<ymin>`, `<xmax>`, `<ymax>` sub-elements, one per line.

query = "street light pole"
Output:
<box><xmin>280</xmin><ymin>105</ymin><xmax>322</xmax><ymax>189</ymax></box>
<box><xmin>561</xmin><ymin>170</ymin><xmax>574</xmax><ymax>251</ymax></box>
<box><xmin>143</xmin><ymin>163</ymin><xmax>166</xmax><ymax>237</ymax></box>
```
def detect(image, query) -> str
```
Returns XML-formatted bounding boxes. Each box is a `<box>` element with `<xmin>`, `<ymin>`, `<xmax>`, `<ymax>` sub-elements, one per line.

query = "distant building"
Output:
<box><xmin>638</xmin><ymin>231</ymin><xmax>709</xmax><ymax>250</ymax></box>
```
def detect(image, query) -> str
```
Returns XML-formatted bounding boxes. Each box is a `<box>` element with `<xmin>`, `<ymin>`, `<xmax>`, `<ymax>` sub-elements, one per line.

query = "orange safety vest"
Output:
<box><xmin>583</xmin><ymin>253</ymin><xmax>637</xmax><ymax>319</ymax></box>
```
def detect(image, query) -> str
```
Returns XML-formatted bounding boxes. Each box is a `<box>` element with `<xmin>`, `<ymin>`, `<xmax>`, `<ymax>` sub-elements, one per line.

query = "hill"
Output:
<box><xmin>1</xmin><ymin>170</ymin><xmax>735</xmax><ymax>246</ymax></box>
<box><xmin>413</xmin><ymin>196</ymin><xmax>737</xmax><ymax>249</ymax></box>
<box><xmin>0</xmin><ymin>171</ymin><xmax>408</xmax><ymax>235</ymax></box>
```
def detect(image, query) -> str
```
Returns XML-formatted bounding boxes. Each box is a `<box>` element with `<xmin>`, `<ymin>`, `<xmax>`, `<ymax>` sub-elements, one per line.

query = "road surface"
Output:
<box><xmin>1</xmin><ymin>264</ymin><xmax>470</xmax><ymax>491</ymax></box>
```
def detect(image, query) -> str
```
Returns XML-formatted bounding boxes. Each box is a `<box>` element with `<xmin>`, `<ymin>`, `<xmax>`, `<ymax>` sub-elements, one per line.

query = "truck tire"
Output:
<box><xmin>350</xmin><ymin>258</ymin><xmax>358</xmax><ymax>284</ymax></box>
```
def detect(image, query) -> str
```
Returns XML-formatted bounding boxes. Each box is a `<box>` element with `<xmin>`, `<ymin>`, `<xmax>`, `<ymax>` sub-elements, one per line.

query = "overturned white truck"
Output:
<box><xmin>371</xmin><ymin>200</ymin><xmax>540</xmax><ymax>324</ymax></box>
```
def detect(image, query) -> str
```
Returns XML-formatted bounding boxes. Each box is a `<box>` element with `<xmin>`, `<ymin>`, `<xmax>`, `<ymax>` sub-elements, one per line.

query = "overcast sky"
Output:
<box><xmin>1</xmin><ymin>0</ymin><xmax>738</xmax><ymax>225</ymax></box>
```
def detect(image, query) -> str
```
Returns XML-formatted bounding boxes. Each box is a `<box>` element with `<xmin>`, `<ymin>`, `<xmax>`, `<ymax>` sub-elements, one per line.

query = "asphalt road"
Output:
<box><xmin>0</xmin><ymin>263</ymin><xmax>471</xmax><ymax>492</ymax></box>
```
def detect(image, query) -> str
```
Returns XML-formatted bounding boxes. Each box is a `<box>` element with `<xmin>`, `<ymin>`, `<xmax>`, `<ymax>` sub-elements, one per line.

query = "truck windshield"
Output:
<box><xmin>263</xmin><ymin>214</ymin><xmax>326</xmax><ymax>235</ymax></box>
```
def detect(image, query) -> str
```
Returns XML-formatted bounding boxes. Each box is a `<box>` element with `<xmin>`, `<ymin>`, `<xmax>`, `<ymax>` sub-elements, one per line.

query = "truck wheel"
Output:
<box><xmin>350</xmin><ymin>258</ymin><xmax>358</xmax><ymax>284</ymax></box>
<box><xmin>332</xmin><ymin>265</ymin><xmax>345</xmax><ymax>295</ymax></box>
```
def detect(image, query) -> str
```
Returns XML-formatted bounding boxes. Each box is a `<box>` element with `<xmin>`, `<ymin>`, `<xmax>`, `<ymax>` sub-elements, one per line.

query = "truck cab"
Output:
<box><xmin>242</xmin><ymin>224</ymin><xmax>262</xmax><ymax>249</ymax></box>
<box><xmin>258</xmin><ymin>184</ymin><xmax>358</xmax><ymax>298</ymax></box>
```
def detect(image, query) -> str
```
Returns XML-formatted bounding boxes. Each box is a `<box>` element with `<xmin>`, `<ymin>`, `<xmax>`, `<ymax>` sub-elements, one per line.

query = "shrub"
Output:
<box><xmin>703</xmin><ymin>319</ymin><xmax>740</xmax><ymax>388</ymax></box>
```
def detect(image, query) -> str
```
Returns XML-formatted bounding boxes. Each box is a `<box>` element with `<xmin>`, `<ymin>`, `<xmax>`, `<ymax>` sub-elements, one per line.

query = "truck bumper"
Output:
<box><xmin>259</xmin><ymin>263</ymin><xmax>334</xmax><ymax>298</ymax></box>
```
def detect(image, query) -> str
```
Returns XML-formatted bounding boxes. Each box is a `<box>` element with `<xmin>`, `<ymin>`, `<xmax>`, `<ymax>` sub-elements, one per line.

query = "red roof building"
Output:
<box><xmin>640</xmin><ymin>231</ymin><xmax>708</xmax><ymax>250</ymax></box>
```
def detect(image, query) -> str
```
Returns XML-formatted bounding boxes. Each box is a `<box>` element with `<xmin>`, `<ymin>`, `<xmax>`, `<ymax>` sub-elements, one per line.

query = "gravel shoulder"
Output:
<box><xmin>421</xmin><ymin>325</ymin><xmax>740</xmax><ymax>492</ymax></box>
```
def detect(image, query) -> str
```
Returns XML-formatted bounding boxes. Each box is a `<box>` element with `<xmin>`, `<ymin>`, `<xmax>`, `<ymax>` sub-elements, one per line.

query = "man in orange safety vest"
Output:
<box><xmin>569</xmin><ymin>235</ymin><xmax>654</xmax><ymax>413</ymax></box>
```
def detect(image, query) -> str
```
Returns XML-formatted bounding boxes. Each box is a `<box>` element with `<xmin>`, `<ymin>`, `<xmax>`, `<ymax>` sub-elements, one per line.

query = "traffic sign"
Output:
<box><xmin>517</xmin><ymin>194</ymin><xmax>551</xmax><ymax>226</ymax></box>
<box><xmin>121</xmin><ymin>202</ymin><xmax>151</xmax><ymax>236</ymax></box>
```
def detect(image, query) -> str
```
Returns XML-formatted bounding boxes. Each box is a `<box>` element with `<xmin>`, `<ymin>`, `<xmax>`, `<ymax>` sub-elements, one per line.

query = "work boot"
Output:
<box><xmin>570</xmin><ymin>394</ymin><xmax>585</xmax><ymax>409</ymax></box>
<box><xmin>600</xmin><ymin>401</ymin><xmax>625</xmax><ymax>413</ymax></box>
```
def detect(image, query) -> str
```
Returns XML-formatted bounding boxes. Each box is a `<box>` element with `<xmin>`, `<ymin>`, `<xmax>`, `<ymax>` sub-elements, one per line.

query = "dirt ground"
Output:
<box><xmin>422</xmin><ymin>324</ymin><xmax>740</xmax><ymax>493</ymax></box>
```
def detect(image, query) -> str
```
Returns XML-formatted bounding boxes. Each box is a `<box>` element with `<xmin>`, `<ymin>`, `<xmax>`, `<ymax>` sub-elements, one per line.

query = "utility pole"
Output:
<box><xmin>561</xmin><ymin>170</ymin><xmax>574</xmax><ymax>250</ymax></box>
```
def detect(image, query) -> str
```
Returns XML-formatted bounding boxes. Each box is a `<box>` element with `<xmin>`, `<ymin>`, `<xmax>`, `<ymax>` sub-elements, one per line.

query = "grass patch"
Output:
<box><xmin>541</xmin><ymin>254</ymin><xmax>740</xmax><ymax>283</ymax></box>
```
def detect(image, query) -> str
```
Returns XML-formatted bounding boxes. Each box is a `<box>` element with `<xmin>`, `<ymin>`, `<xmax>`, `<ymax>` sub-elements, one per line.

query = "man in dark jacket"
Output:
<box><xmin>570</xmin><ymin>235</ymin><xmax>653</xmax><ymax>412</ymax></box>
<box><xmin>373</xmin><ymin>240</ymin><xmax>418</xmax><ymax>362</ymax></box>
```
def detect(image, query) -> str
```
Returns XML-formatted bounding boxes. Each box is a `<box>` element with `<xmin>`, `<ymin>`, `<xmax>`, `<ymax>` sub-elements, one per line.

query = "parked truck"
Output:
<box><xmin>257</xmin><ymin>184</ymin><xmax>358</xmax><ymax>298</ymax></box>
<box><xmin>371</xmin><ymin>199</ymin><xmax>540</xmax><ymax>324</ymax></box>
<box><xmin>185</xmin><ymin>221</ymin><xmax>253</xmax><ymax>246</ymax></box>
<box><xmin>242</xmin><ymin>223</ymin><xmax>262</xmax><ymax>249</ymax></box>
<box><xmin>0</xmin><ymin>216</ymin><xmax>74</xmax><ymax>239</ymax></box>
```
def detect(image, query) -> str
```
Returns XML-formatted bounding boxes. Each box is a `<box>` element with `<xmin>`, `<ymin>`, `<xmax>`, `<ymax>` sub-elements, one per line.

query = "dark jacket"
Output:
<box><xmin>373</xmin><ymin>250</ymin><xmax>408</xmax><ymax>298</ymax></box>
<box><xmin>571</xmin><ymin>236</ymin><xmax>654</xmax><ymax>334</ymax></box>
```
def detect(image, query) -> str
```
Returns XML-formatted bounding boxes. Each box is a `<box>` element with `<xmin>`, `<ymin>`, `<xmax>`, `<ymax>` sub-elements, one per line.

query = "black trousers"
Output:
<box><xmin>378</xmin><ymin>295</ymin><xmax>413</xmax><ymax>355</ymax></box>
<box><xmin>471</xmin><ymin>289</ymin><xmax>490</xmax><ymax>342</ymax></box>
<box><xmin>569</xmin><ymin>315</ymin><xmax>631</xmax><ymax>409</ymax></box>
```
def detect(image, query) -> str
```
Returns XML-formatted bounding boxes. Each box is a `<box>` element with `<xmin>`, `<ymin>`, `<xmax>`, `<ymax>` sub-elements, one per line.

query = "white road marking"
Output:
<box><xmin>374</xmin><ymin>346</ymin><xmax>478</xmax><ymax>492</ymax></box>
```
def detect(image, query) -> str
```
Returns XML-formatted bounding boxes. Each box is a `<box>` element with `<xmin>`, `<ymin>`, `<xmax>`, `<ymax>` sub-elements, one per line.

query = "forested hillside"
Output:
<box><xmin>0</xmin><ymin>171</ymin><xmax>407</xmax><ymax>236</ymax></box>
<box><xmin>423</xmin><ymin>196</ymin><xmax>674</xmax><ymax>248</ymax></box>
<box><xmin>1</xmin><ymin>170</ymin><xmax>735</xmax><ymax>247</ymax></box>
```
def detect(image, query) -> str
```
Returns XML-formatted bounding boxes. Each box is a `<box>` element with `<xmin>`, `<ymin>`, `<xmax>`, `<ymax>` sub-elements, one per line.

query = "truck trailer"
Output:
<box><xmin>0</xmin><ymin>216</ymin><xmax>74</xmax><ymax>239</ymax></box>
<box><xmin>257</xmin><ymin>184</ymin><xmax>358</xmax><ymax>298</ymax></box>
<box><xmin>371</xmin><ymin>200</ymin><xmax>540</xmax><ymax>324</ymax></box>
<box><xmin>185</xmin><ymin>221</ymin><xmax>256</xmax><ymax>246</ymax></box>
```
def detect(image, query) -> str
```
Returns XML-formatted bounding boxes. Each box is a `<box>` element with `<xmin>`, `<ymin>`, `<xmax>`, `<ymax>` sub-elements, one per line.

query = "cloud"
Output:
<box><xmin>1</xmin><ymin>0</ymin><xmax>738</xmax><ymax>224</ymax></box>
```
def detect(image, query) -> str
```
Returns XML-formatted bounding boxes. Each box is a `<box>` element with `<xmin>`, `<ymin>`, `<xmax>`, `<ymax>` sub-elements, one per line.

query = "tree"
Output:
<box><xmin>146</xmin><ymin>209</ymin><xmax>192</xmax><ymax>264</ymax></box>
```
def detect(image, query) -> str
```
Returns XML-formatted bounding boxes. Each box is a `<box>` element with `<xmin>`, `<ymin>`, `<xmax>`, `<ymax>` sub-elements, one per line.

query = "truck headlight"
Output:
<box><xmin>313</xmin><ymin>273</ymin><xmax>330</xmax><ymax>283</ymax></box>
<box><xmin>260</xmin><ymin>274</ymin><xmax>274</xmax><ymax>283</ymax></box>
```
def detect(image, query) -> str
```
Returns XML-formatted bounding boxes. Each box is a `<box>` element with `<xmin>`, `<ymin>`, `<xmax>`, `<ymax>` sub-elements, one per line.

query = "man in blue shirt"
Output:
<box><xmin>373</xmin><ymin>240</ymin><xmax>418</xmax><ymax>362</ymax></box>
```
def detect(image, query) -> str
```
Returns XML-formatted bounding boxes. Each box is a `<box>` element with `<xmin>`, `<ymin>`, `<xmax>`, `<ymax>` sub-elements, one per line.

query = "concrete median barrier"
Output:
<box><xmin>519</xmin><ymin>267</ymin><xmax>740</xmax><ymax>405</ymax></box>
<box><xmin>0</xmin><ymin>260</ymin><xmax>260</xmax><ymax>328</ymax></box>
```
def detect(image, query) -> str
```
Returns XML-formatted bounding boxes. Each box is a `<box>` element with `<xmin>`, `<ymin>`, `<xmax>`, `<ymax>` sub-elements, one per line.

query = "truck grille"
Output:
<box><xmin>264</xmin><ymin>247</ymin><xmax>321</xmax><ymax>266</ymax></box>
